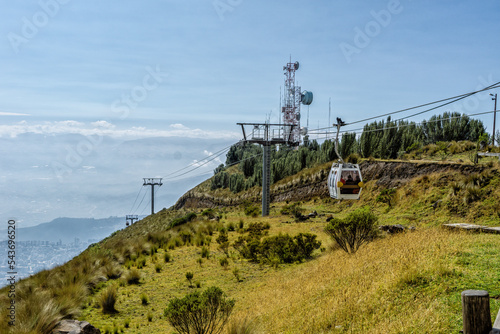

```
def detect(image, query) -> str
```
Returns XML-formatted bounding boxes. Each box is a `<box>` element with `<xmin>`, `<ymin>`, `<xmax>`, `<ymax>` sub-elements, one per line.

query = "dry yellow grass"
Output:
<box><xmin>230</xmin><ymin>228</ymin><xmax>494</xmax><ymax>333</ymax></box>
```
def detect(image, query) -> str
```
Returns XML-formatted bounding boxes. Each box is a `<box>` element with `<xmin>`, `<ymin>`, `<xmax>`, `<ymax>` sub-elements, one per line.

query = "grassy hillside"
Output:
<box><xmin>1</xmin><ymin>153</ymin><xmax>500</xmax><ymax>334</ymax></box>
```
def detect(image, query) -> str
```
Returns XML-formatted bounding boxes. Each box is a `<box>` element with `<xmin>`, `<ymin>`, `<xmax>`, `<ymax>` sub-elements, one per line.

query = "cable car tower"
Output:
<box><xmin>237</xmin><ymin>59</ymin><xmax>313</xmax><ymax>216</ymax></box>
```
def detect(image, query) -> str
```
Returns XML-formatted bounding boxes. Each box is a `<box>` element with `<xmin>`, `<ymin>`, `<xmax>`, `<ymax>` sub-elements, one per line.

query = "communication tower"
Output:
<box><xmin>282</xmin><ymin>59</ymin><xmax>313</xmax><ymax>145</ymax></box>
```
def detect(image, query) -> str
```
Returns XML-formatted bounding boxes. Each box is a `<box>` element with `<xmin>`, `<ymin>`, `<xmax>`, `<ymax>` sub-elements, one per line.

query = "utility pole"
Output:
<box><xmin>491</xmin><ymin>93</ymin><xmax>497</xmax><ymax>146</ymax></box>
<box><xmin>125</xmin><ymin>215</ymin><xmax>139</xmax><ymax>226</ymax></box>
<box><xmin>143</xmin><ymin>178</ymin><xmax>162</xmax><ymax>215</ymax></box>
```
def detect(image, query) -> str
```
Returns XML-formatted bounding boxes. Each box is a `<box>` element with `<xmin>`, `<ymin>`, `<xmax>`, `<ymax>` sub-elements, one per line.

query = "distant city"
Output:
<box><xmin>1</xmin><ymin>238</ymin><xmax>100</xmax><ymax>287</ymax></box>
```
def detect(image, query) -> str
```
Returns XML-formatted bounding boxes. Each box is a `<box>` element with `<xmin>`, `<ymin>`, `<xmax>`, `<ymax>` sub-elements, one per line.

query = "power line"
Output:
<box><xmin>161</xmin><ymin>143</ymin><xmax>235</xmax><ymax>180</ymax></box>
<box><xmin>309</xmin><ymin>109</ymin><xmax>498</xmax><ymax>137</ymax></box>
<box><xmin>128</xmin><ymin>186</ymin><xmax>145</xmax><ymax>214</ymax></box>
<box><xmin>312</xmin><ymin>82</ymin><xmax>500</xmax><ymax>133</ymax></box>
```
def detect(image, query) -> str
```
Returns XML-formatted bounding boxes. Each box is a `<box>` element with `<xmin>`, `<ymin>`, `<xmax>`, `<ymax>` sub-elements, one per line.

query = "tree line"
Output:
<box><xmin>211</xmin><ymin>112</ymin><xmax>486</xmax><ymax>193</ymax></box>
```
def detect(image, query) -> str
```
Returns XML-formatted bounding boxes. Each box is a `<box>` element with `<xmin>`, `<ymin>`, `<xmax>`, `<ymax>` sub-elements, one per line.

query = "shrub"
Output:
<box><xmin>324</xmin><ymin>207</ymin><xmax>379</xmax><ymax>254</ymax></box>
<box><xmin>126</xmin><ymin>268</ymin><xmax>141</xmax><ymax>285</ymax></box>
<box><xmin>100</xmin><ymin>285</ymin><xmax>118</xmax><ymax>313</ymax></box>
<box><xmin>155</xmin><ymin>263</ymin><xmax>162</xmax><ymax>273</ymax></box>
<box><xmin>216</xmin><ymin>230</ymin><xmax>230</xmax><ymax>254</ymax></box>
<box><xmin>164</xmin><ymin>286</ymin><xmax>235</xmax><ymax>334</ymax></box>
<box><xmin>245</xmin><ymin>222</ymin><xmax>270</xmax><ymax>240</ymax></box>
<box><xmin>170</xmin><ymin>212</ymin><xmax>197</xmax><ymax>228</ymax></box>
<box><xmin>376</xmin><ymin>188</ymin><xmax>397</xmax><ymax>208</ymax></box>
<box><xmin>164</xmin><ymin>252</ymin><xmax>171</xmax><ymax>263</ymax></box>
<box><xmin>280</xmin><ymin>202</ymin><xmax>303</xmax><ymax>218</ymax></box>
<box><xmin>234</xmin><ymin>233</ymin><xmax>321</xmax><ymax>264</ymax></box>
<box><xmin>220</xmin><ymin>257</ymin><xmax>229</xmax><ymax>269</ymax></box>
<box><xmin>201</xmin><ymin>208</ymin><xmax>216</xmax><ymax>219</ymax></box>
<box><xmin>186</xmin><ymin>272</ymin><xmax>194</xmax><ymax>287</ymax></box>
<box><xmin>102</xmin><ymin>263</ymin><xmax>122</xmax><ymax>280</ymax></box>
<box><xmin>259</xmin><ymin>233</ymin><xmax>321</xmax><ymax>264</ymax></box>
<box><xmin>232</xmin><ymin>268</ymin><xmax>241</xmax><ymax>282</ymax></box>
<box><xmin>141</xmin><ymin>293</ymin><xmax>149</xmax><ymax>305</ymax></box>
<box><xmin>179</xmin><ymin>231</ymin><xmax>193</xmax><ymax>245</ymax></box>
<box><xmin>244</xmin><ymin>204</ymin><xmax>260</xmax><ymax>217</ymax></box>
<box><xmin>201</xmin><ymin>246</ymin><xmax>210</xmax><ymax>259</ymax></box>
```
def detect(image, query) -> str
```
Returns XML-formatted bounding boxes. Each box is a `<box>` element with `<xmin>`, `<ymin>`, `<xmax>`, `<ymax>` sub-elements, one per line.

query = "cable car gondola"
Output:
<box><xmin>327</xmin><ymin>118</ymin><xmax>364</xmax><ymax>200</ymax></box>
<box><xmin>328</xmin><ymin>162</ymin><xmax>363</xmax><ymax>200</ymax></box>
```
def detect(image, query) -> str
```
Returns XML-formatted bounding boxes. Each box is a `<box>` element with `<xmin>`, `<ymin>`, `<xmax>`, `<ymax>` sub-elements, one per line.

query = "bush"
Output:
<box><xmin>141</xmin><ymin>293</ymin><xmax>149</xmax><ymax>305</ymax></box>
<box><xmin>100</xmin><ymin>285</ymin><xmax>118</xmax><ymax>313</ymax></box>
<box><xmin>280</xmin><ymin>202</ymin><xmax>303</xmax><ymax>218</ymax></box>
<box><xmin>324</xmin><ymin>207</ymin><xmax>379</xmax><ymax>254</ymax></box>
<box><xmin>170</xmin><ymin>212</ymin><xmax>197</xmax><ymax>228</ymax></box>
<box><xmin>201</xmin><ymin>246</ymin><xmax>210</xmax><ymax>259</ymax></box>
<box><xmin>217</xmin><ymin>230</ymin><xmax>230</xmax><ymax>254</ymax></box>
<box><xmin>164</xmin><ymin>286</ymin><xmax>235</xmax><ymax>334</ymax></box>
<box><xmin>220</xmin><ymin>257</ymin><xmax>229</xmax><ymax>269</ymax></box>
<box><xmin>164</xmin><ymin>252</ymin><xmax>171</xmax><ymax>263</ymax></box>
<box><xmin>126</xmin><ymin>268</ymin><xmax>141</xmax><ymax>285</ymax></box>
<box><xmin>234</xmin><ymin>233</ymin><xmax>321</xmax><ymax>264</ymax></box>
<box><xmin>186</xmin><ymin>272</ymin><xmax>194</xmax><ymax>287</ymax></box>
<box><xmin>244</xmin><ymin>204</ymin><xmax>260</xmax><ymax>217</ymax></box>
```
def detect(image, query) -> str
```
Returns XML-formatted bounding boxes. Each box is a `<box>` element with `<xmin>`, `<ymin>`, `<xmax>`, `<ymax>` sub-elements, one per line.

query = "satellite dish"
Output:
<box><xmin>301</xmin><ymin>91</ymin><xmax>313</xmax><ymax>105</ymax></box>
<box><xmin>296</xmin><ymin>113</ymin><xmax>301</xmax><ymax>121</ymax></box>
<box><xmin>300</xmin><ymin>127</ymin><xmax>308</xmax><ymax>136</ymax></box>
<box><xmin>294</xmin><ymin>61</ymin><xmax>300</xmax><ymax>70</ymax></box>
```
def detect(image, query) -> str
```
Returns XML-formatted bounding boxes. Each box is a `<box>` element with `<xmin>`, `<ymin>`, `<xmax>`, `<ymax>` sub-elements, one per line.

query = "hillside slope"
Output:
<box><xmin>1</xmin><ymin>158</ymin><xmax>499</xmax><ymax>334</ymax></box>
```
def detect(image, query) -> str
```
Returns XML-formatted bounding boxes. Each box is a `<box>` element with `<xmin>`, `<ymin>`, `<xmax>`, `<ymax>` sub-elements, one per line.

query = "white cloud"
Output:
<box><xmin>0</xmin><ymin>111</ymin><xmax>30</xmax><ymax>116</ymax></box>
<box><xmin>0</xmin><ymin>120</ymin><xmax>240</xmax><ymax>140</ymax></box>
<box><xmin>91</xmin><ymin>120</ymin><xmax>115</xmax><ymax>129</ymax></box>
<box><xmin>169</xmin><ymin>123</ymin><xmax>189</xmax><ymax>130</ymax></box>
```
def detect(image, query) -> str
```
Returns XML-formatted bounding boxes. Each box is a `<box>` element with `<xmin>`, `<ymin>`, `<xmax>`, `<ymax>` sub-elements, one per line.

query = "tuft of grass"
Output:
<box><xmin>125</xmin><ymin>268</ymin><xmax>141</xmax><ymax>285</ymax></box>
<box><xmin>140</xmin><ymin>293</ymin><xmax>149</xmax><ymax>305</ymax></box>
<box><xmin>201</xmin><ymin>246</ymin><xmax>210</xmax><ymax>259</ymax></box>
<box><xmin>99</xmin><ymin>284</ymin><xmax>118</xmax><ymax>314</ymax></box>
<box><xmin>226</xmin><ymin>316</ymin><xmax>259</xmax><ymax>334</ymax></box>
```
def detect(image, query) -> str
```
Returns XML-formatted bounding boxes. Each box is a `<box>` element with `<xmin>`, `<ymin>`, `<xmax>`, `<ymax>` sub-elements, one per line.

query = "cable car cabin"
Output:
<box><xmin>328</xmin><ymin>163</ymin><xmax>364</xmax><ymax>200</ymax></box>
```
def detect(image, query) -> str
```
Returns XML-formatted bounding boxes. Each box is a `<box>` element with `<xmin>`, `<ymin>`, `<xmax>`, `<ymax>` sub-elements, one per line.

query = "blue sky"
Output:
<box><xmin>1</xmin><ymin>0</ymin><xmax>498</xmax><ymax>128</ymax></box>
<box><xmin>1</xmin><ymin>0</ymin><xmax>499</xmax><ymax>226</ymax></box>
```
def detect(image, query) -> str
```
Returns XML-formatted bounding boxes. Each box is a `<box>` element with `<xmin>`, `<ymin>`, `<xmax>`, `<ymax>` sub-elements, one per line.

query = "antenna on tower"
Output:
<box><xmin>281</xmin><ymin>58</ymin><xmax>313</xmax><ymax>146</ymax></box>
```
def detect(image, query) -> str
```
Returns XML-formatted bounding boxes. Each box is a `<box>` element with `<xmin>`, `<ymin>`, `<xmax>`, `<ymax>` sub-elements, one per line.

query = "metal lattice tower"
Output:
<box><xmin>143</xmin><ymin>178</ymin><xmax>162</xmax><ymax>215</ymax></box>
<box><xmin>282</xmin><ymin>59</ymin><xmax>313</xmax><ymax>145</ymax></box>
<box><xmin>282</xmin><ymin>60</ymin><xmax>301</xmax><ymax>145</ymax></box>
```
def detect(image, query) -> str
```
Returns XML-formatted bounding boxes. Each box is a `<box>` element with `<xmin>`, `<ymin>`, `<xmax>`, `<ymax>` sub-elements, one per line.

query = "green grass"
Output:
<box><xmin>1</xmin><ymin>155</ymin><xmax>499</xmax><ymax>333</ymax></box>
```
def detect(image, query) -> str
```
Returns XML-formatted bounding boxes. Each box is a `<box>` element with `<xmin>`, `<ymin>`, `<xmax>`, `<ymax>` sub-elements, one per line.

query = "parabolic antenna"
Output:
<box><xmin>301</xmin><ymin>91</ymin><xmax>313</xmax><ymax>105</ymax></box>
<box><xmin>300</xmin><ymin>127</ymin><xmax>308</xmax><ymax>136</ymax></box>
<box><xmin>294</xmin><ymin>61</ymin><xmax>300</xmax><ymax>70</ymax></box>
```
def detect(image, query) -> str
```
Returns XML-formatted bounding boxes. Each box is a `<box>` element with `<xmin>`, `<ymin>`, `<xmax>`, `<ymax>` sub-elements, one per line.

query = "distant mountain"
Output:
<box><xmin>0</xmin><ymin>217</ymin><xmax>130</xmax><ymax>243</ymax></box>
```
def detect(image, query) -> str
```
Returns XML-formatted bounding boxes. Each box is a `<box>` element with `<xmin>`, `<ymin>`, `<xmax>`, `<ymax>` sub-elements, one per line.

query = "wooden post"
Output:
<box><xmin>461</xmin><ymin>290</ymin><xmax>492</xmax><ymax>334</ymax></box>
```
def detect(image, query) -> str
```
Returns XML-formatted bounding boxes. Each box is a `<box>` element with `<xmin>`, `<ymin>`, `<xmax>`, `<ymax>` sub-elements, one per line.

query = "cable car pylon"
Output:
<box><xmin>327</xmin><ymin>118</ymin><xmax>364</xmax><ymax>200</ymax></box>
